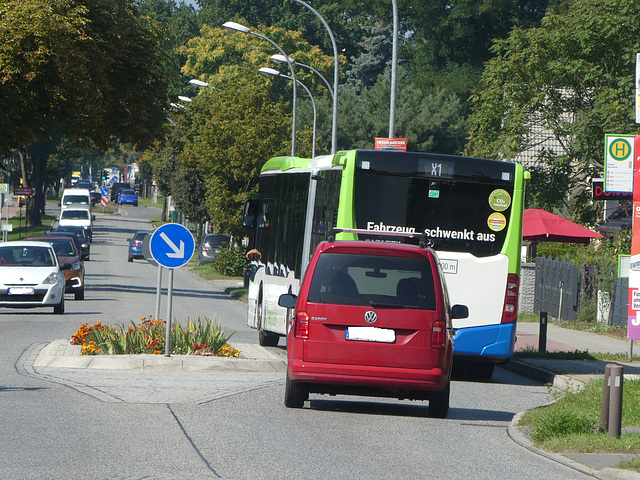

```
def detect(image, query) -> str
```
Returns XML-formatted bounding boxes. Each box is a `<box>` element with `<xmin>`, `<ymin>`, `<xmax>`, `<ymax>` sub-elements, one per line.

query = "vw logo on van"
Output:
<box><xmin>364</xmin><ymin>311</ymin><xmax>377</xmax><ymax>324</ymax></box>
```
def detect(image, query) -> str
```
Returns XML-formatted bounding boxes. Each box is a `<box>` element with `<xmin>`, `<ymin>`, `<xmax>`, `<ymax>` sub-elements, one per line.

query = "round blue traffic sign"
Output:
<box><xmin>149</xmin><ymin>223</ymin><xmax>195</xmax><ymax>268</ymax></box>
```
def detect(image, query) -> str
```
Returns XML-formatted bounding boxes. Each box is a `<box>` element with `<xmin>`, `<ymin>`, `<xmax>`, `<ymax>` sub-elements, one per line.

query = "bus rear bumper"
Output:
<box><xmin>452</xmin><ymin>322</ymin><xmax>516</xmax><ymax>363</ymax></box>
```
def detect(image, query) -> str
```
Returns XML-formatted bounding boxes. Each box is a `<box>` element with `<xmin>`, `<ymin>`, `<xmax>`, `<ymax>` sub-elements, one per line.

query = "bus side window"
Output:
<box><xmin>243</xmin><ymin>200</ymin><xmax>259</xmax><ymax>228</ymax></box>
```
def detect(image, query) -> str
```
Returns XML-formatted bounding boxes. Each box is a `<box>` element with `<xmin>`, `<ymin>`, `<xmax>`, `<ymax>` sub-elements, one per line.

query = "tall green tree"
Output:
<box><xmin>0</xmin><ymin>0</ymin><xmax>171</xmax><ymax>225</ymax></box>
<box><xmin>466</xmin><ymin>0</ymin><xmax>640</xmax><ymax>222</ymax></box>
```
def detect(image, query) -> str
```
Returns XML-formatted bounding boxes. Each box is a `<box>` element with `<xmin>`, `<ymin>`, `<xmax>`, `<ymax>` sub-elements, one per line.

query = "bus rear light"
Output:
<box><xmin>295</xmin><ymin>312</ymin><xmax>310</xmax><ymax>339</ymax></box>
<box><xmin>501</xmin><ymin>274</ymin><xmax>519</xmax><ymax>324</ymax></box>
<box><xmin>431</xmin><ymin>321</ymin><xmax>446</xmax><ymax>348</ymax></box>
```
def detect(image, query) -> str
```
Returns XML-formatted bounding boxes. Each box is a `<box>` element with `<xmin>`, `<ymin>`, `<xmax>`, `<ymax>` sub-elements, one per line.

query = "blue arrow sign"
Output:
<box><xmin>149</xmin><ymin>223</ymin><xmax>195</xmax><ymax>268</ymax></box>
<box><xmin>100</xmin><ymin>186</ymin><xmax>109</xmax><ymax>196</ymax></box>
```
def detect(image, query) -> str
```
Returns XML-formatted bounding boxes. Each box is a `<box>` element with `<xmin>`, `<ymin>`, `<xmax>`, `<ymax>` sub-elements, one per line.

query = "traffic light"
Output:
<box><xmin>102</xmin><ymin>171</ymin><xmax>107</xmax><ymax>181</ymax></box>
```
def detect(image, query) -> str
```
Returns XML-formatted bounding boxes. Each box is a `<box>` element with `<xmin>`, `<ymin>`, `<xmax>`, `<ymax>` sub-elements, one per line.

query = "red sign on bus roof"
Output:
<box><xmin>375</xmin><ymin>138</ymin><xmax>407</xmax><ymax>151</ymax></box>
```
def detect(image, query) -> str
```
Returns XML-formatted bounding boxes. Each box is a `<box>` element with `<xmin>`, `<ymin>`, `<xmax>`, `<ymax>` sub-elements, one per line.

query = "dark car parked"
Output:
<box><xmin>128</xmin><ymin>231</ymin><xmax>149</xmax><ymax>262</ymax></box>
<box><xmin>196</xmin><ymin>234</ymin><xmax>231</xmax><ymax>266</ymax></box>
<box><xmin>90</xmin><ymin>191</ymin><xmax>102</xmax><ymax>207</ymax></box>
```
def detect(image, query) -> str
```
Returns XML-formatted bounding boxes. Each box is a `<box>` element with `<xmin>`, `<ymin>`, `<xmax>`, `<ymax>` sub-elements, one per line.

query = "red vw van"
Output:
<box><xmin>279</xmin><ymin>239</ymin><xmax>468</xmax><ymax>417</ymax></box>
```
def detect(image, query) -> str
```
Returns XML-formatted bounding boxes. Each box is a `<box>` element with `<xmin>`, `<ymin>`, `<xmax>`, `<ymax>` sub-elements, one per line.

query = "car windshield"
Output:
<box><xmin>121</xmin><ymin>190</ymin><xmax>136</xmax><ymax>195</ymax></box>
<box><xmin>50</xmin><ymin>239</ymin><xmax>76</xmax><ymax>257</ymax></box>
<box><xmin>308</xmin><ymin>252</ymin><xmax>436</xmax><ymax>309</ymax></box>
<box><xmin>0</xmin><ymin>246</ymin><xmax>55</xmax><ymax>266</ymax></box>
<box><xmin>61</xmin><ymin>210</ymin><xmax>89</xmax><ymax>220</ymax></box>
<box><xmin>63</xmin><ymin>195</ymin><xmax>89</xmax><ymax>204</ymax></box>
<box><xmin>58</xmin><ymin>227</ymin><xmax>87</xmax><ymax>238</ymax></box>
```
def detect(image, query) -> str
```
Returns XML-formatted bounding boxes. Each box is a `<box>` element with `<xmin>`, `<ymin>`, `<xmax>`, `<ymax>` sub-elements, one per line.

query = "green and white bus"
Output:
<box><xmin>244</xmin><ymin>149</ymin><xmax>528</xmax><ymax>378</ymax></box>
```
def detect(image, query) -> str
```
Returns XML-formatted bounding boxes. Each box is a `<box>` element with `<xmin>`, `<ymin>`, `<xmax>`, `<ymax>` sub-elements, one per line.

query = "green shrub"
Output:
<box><xmin>530</xmin><ymin>411</ymin><xmax>598</xmax><ymax>443</ymax></box>
<box><xmin>214</xmin><ymin>243</ymin><xmax>248</xmax><ymax>277</ymax></box>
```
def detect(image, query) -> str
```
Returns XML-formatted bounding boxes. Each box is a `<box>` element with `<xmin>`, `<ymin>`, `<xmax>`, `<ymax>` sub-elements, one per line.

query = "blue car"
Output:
<box><xmin>128</xmin><ymin>231</ymin><xmax>149</xmax><ymax>262</ymax></box>
<box><xmin>117</xmin><ymin>189</ymin><xmax>138</xmax><ymax>206</ymax></box>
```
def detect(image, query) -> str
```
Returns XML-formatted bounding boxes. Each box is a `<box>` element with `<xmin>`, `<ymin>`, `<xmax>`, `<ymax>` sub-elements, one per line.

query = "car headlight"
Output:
<box><xmin>70</xmin><ymin>261</ymin><xmax>82</xmax><ymax>271</ymax></box>
<box><xmin>43</xmin><ymin>272</ymin><xmax>62</xmax><ymax>284</ymax></box>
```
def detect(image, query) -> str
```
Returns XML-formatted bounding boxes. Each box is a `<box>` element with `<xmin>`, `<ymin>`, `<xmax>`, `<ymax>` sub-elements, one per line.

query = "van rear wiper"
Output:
<box><xmin>369</xmin><ymin>301</ymin><xmax>417</xmax><ymax>309</ymax></box>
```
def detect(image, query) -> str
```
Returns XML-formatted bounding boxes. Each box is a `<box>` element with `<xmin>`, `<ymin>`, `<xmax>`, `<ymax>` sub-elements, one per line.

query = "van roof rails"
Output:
<box><xmin>328</xmin><ymin>228</ymin><xmax>428</xmax><ymax>248</ymax></box>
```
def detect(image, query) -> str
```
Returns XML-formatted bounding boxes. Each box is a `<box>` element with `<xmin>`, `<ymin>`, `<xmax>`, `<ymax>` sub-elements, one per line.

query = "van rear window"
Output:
<box><xmin>307</xmin><ymin>252</ymin><xmax>436</xmax><ymax>310</ymax></box>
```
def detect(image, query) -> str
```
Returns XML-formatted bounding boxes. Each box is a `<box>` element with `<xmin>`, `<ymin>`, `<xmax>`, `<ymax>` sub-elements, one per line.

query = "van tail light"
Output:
<box><xmin>295</xmin><ymin>311</ymin><xmax>309</xmax><ymax>339</ymax></box>
<box><xmin>431</xmin><ymin>321</ymin><xmax>446</xmax><ymax>348</ymax></box>
<box><xmin>501</xmin><ymin>274</ymin><xmax>519</xmax><ymax>324</ymax></box>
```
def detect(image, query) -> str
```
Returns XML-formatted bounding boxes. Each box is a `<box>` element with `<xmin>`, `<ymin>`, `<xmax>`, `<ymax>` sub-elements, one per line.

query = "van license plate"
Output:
<box><xmin>8</xmin><ymin>287</ymin><xmax>35</xmax><ymax>295</ymax></box>
<box><xmin>346</xmin><ymin>327</ymin><xmax>395</xmax><ymax>343</ymax></box>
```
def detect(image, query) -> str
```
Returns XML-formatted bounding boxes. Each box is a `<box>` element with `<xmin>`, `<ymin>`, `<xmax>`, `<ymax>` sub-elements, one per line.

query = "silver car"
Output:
<box><xmin>196</xmin><ymin>234</ymin><xmax>231</xmax><ymax>266</ymax></box>
<box><xmin>0</xmin><ymin>241</ymin><xmax>69</xmax><ymax>314</ymax></box>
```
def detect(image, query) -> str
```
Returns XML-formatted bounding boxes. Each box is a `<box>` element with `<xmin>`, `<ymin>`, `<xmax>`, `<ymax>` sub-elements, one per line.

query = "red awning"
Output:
<box><xmin>523</xmin><ymin>208</ymin><xmax>604</xmax><ymax>244</ymax></box>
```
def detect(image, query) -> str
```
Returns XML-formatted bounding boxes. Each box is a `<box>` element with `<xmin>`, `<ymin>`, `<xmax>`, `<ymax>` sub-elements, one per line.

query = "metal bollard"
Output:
<box><xmin>600</xmin><ymin>364</ymin><xmax>613</xmax><ymax>431</ymax></box>
<box><xmin>608</xmin><ymin>365</ymin><xmax>624</xmax><ymax>438</ymax></box>
<box><xmin>538</xmin><ymin>311</ymin><xmax>548</xmax><ymax>353</ymax></box>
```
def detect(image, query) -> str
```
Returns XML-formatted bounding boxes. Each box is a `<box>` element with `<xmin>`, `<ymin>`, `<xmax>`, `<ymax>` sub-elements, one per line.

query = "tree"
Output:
<box><xmin>0</xmin><ymin>0</ymin><xmax>171</xmax><ymax>225</ymax></box>
<box><xmin>466</xmin><ymin>0</ymin><xmax>640</xmax><ymax>222</ymax></box>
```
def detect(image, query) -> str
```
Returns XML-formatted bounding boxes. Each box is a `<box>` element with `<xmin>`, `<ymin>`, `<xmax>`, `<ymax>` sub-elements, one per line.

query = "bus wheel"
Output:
<box><xmin>284</xmin><ymin>373</ymin><xmax>307</xmax><ymax>408</ymax></box>
<box><xmin>257</xmin><ymin>292</ymin><xmax>279</xmax><ymax>347</ymax></box>
<box><xmin>428</xmin><ymin>381</ymin><xmax>450</xmax><ymax>418</ymax></box>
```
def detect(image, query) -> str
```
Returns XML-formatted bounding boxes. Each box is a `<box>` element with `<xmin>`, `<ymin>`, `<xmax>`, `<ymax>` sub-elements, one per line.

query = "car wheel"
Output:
<box><xmin>284</xmin><ymin>373</ymin><xmax>307</xmax><ymax>408</ymax></box>
<box><xmin>257</xmin><ymin>291</ymin><xmax>280</xmax><ymax>347</ymax></box>
<box><xmin>75</xmin><ymin>289</ymin><xmax>84</xmax><ymax>301</ymax></box>
<box><xmin>428</xmin><ymin>381</ymin><xmax>450</xmax><ymax>418</ymax></box>
<box><xmin>53</xmin><ymin>296</ymin><xmax>65</xmax><ymax>315</ymax></box>
<box><xmin>128</xmin><ymin>256</ymin><xmax>133</xmax><ymax>263</ymax></box>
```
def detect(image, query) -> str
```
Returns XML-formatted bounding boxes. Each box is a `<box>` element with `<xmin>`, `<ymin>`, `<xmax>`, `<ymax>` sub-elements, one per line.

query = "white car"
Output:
<box><xmin>0</xmin><ymin>241</ymin><xmax>70</xmax><ymax>314</ymax></box>
<box><xmin>58</xmin><ymin>207</ymin><xmax>95</xmax><ymax>241</ymax></box>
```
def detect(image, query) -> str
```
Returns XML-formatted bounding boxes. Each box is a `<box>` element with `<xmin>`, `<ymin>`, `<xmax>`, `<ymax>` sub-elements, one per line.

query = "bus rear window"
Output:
<box><xmin>354</xmin><ymin>173</ymin><xmax>513</xmax><ymax>257</ymax></box>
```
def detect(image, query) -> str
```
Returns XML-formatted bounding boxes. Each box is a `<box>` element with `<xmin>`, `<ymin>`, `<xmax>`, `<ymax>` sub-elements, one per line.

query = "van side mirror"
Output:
<box><xmin>278</xmin><ymin>293</ymin><xmax>297</xmax><ymax>309</ymax></box>
<box><xmin>451</xmin><ymin>305</ymin><xmax>468</xmax><ymax>319</ymax></box>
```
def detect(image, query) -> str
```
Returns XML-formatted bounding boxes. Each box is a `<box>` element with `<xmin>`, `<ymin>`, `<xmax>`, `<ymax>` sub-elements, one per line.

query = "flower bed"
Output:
<box><xmin>71</xmin><ymin>315</ymin><xmax>241</xmax><ymax>357</ymax></box>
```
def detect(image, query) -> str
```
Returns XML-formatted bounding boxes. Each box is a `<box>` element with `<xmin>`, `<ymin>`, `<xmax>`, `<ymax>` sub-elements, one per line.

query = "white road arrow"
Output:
<box><xmin>160</xmin><ymin>232</ymin><xmax>184</xmax><ymax>258</ymax></box>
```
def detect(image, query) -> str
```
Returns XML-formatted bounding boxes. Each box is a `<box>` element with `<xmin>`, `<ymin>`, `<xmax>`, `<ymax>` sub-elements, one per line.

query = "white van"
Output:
<box><xmin>58</xmin><ymin>207</ymin><xmax>94</xmax><ymax>241</ymax></box>
<box><xmin>60</xmin><ymin>188</ymin><xmax>91</xmax><ymax>210</ymax></box>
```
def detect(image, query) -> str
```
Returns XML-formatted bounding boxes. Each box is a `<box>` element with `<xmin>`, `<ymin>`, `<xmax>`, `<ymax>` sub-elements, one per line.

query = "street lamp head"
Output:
<box><xmin>189</xmin><ymin>79</ymin><xmax>209</xmax><ymax>88</ymax></box>
<box><xmin>178</xmin><ymin>96</ymin><xmax>192</xmax><ymax>103</ymax></box>
<box><xmin>223</xmin><ymin>21</ymin><xmax>250</xmax><ymax>33</ymax></box>
<box><xmin>270</xmin><ymin>54</ymin><xmax>291</xmax><ymax>64</ymax></box>
<box><xmin>259</xmin><ymin>67</ymin><xmax>281</xmax><ymax>78</ymax></box>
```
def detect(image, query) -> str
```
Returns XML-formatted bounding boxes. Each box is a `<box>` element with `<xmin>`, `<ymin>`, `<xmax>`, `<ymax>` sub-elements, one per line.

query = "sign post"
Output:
<box><xmin>149</xmin><ymin>223</ymin><xmax>195</xmax><ymax>356</ymax></box>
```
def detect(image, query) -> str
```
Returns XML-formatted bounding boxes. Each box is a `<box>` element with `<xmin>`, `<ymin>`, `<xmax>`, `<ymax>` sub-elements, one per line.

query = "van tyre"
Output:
<box><xmin>284</xmin><ymin>374</ymin><xmax>307</xmax><ymax>408</ymax></box>
<box><xmin>75</xmin><ymin>289</ymin><xmax>84</xmax><ymax>300</ymax></box>
<box><xmin>428</xmin><ymin>381</ymin><xmax>450</xmax><ymax>418</ymax></box>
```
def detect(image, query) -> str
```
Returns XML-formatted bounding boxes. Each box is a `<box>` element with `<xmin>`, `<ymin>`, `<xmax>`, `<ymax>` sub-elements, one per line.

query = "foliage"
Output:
<box><xmin>214</xmin><ymin>243</ymin><xmax>248</xmax><ymax>277</ymax></box>
<box><xmin>466</xmin><ymin>0</ymin><xmax>640</xmax><ymax>217</ymax></box>
<box><xmin>71</xmin><ymin>315</ymin><xmax>240</xmax><ymax>357</ymax></box>
<box><xmin>520</xmin><ymin>379</ymin><xmax>640</xmax><ymax>452</ymax></box>
<box><xmin>0</xmin><ymin>0</ymin><xmax>172</xmax><ymax>225</ymax></box>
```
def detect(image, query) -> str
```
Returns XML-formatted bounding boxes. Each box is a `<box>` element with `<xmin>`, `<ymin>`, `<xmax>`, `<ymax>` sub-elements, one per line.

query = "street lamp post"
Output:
<box><xmin>223</xmin><ymin>21</ymin><xmax>297</xmax><ymax>156</ymax></box>
<box><xmin>290</xmin><ymin>0</ymin><xmax>339</xmax><ymax>154</ymax></box>
<box><xmin>259</xmin><ymin>67</ymin><xmax>317</xmax><ymax>159</ymax></box>
<box><xmin>270</xmin><ymin>54</ymin><xmax>333</xmax><ymax>100</ymax></box>
<box><xmin>389</xmin><ymin>0</ymin><xmax>398</xmax><ymax>138</ymax></box>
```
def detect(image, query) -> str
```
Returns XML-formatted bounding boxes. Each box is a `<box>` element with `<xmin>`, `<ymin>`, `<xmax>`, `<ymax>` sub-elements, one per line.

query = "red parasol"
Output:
<box><xmin>523</xmin><ymin>208</ymin><xmax>604</xmax><ymax>244</ymax></box>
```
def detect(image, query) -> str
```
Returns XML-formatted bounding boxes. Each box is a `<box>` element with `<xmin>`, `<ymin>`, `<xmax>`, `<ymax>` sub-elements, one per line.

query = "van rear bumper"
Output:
<box><xmin>289</xmin><ymin>359</ymin><xmax>449</xmax><ymax>395</ymax></box>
